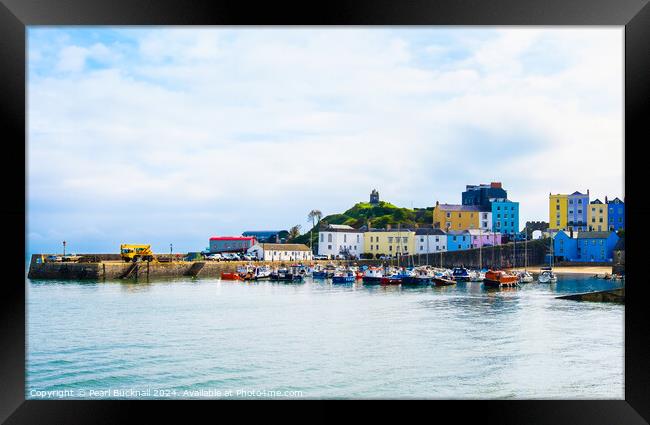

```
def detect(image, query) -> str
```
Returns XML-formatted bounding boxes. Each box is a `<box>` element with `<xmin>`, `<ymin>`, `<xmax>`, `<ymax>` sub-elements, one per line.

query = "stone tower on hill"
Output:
<box><xmin>370</xmin><ymin>189</ymin><xmax>379</xmax><ymax>205</ymax></box>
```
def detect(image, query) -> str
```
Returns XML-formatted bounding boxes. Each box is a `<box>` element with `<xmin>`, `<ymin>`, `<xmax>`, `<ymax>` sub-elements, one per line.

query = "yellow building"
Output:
<box><xmin>549</xmin><ymin>194</ymin><xmax>568</xmax><ymax>230</ymax></box>
<box><xmin>363</xmin><ymin>228</ymin><xmax>415</xmax><ymax>258</ymax></box>
<box><xmin>588</xmin><ymin>199</ymin><xmax>608</xmax><ymax>231</ymax></box>
<box><xmin>432</xmin><ymin>202</ymin><xmax>481</xmax><ymax>231</ymax></box>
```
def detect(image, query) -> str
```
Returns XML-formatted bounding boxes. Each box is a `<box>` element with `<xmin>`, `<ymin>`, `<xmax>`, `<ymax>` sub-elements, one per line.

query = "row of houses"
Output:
<box><xmin>431</xmin><ymin>182</ymin><xmax>520</xmax><ymax>236</ymax></box>
<box><xmin>549</xmin><ymin>191</ymin><xmax>624</xmax><ymax>232</ymax></box>
<box><xmin>318</xmin><ymin>224</ymin><xmax>503</xmax><ymax>259</ymax></box>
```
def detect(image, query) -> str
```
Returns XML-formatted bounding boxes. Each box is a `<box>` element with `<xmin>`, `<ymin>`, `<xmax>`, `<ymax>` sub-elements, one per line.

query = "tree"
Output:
<box><xmin>307</xmin><ymin>209</ymin><xmax>323</xmax><ymax>253</ymax></box>
<box><xmin>288</xmin><ymin>225</ymin><xmax>302</xmax><ymax>241</ymax></box>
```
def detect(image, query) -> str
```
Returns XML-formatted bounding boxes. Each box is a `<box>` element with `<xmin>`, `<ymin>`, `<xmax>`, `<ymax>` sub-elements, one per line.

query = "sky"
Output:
<box><xmin>27</xmin><ymin>27</ymin><xmax>624</xmax><ymax>254</ymax></box>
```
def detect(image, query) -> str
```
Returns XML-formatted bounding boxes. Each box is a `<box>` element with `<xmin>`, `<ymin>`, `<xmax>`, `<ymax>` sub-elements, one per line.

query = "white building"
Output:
<box><xmin>414</xmin><ymin>228</ymin><xmax>447</xmax><ymax>254</ymax></box>
<box><xmin>247</xmin><ymin>243</ymin><xmax>312</xmax><ymax>262</ymax></box>
<box><xmin>479</xmin><ymin>211</ymin><xmax>492</xmax><ymax>231</ymax></box>
<box><xmin>318</xmin><ymin>224</ymin><xmax>364</xmax><ymax>259</ymax></box>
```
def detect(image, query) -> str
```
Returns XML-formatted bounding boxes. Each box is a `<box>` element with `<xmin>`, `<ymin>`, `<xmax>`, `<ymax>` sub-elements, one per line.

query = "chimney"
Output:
<box><xmin>436</xmin><ymin>200</ymin><xmax>439</xmax><ymax>207</ymax></box>
<box><xmin>605</xmin><ymin>196</ymin><xmax>608</xmax><ymax>203</ymax></box>
<box><xmin>570</xmin><ymin>228</ymin><xmax>573</xmax><ymax>238</ymax></box>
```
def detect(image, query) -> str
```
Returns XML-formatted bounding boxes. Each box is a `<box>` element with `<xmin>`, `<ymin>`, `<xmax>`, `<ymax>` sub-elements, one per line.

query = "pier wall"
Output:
<box><xmin>28</xmin><ymin>241</ymin><xmax>549</xmax><ymax>280</ymax></box>
<box><xmin>27</xmin><ymin>256</ymin><xmax>351</xmax><ymax>280</ymax></box>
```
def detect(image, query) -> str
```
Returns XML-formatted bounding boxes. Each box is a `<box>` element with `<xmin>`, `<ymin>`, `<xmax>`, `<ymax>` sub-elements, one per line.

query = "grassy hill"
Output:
<box><xmin>291</xmin><ymin>201</ymin><xmax>433</xmax><ymax>249</ymax></box>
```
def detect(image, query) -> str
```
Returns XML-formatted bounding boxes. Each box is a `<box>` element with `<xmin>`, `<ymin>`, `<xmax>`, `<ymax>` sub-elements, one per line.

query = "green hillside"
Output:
<box><xmin>291</xmin><ymin>201</ymin><xmax>433</xmax><ymax>249</ymax></box>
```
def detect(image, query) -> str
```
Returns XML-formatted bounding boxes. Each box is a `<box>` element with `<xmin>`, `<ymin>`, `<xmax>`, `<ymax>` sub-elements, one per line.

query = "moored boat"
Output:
<box><xmin>362</xmin><ymin>267</ymin><xmax>384</xmax><ymax>284</ymax></box>
<box><xmin>538</xmin><ymin>267</ymin><xmax>557</xmax><ymax>283</ymax></box>
<box><xmin>452</xmin><ymin>267</ymin><xmax>471</xmax><ymax>282</ymax></box>
<box><xmin>220</xmin><ymin>272</ymin><xmax>242</xmax><ymax>280</ymax></box>
<box><xmin>332</xmin><ymin>270</ymin><xmax>356</xmax><ymax>284</ymax></box>
<box><xmin>483</xmin><ymin>269</ymin><xmax>519</xmax><ymax>288</ymax></box>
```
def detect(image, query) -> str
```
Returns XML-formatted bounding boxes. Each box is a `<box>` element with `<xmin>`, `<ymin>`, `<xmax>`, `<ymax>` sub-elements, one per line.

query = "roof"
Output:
<box><xmin>210</xmin><ymin>236</ymin><xmax>256</xmax><ymax>241</ymax></box>
<box><xmin>576</xmin><ymin>231</ymin><xmax>616</xmax><ymax>239</ymax></box>
<box><xmin>366</xmin><ymin>227</ymin><xmax>415</xmax><ymax>233</ymax></box>
<box><xmin>570</xmin><ymin>191</ymin><xmax>588</xmax><ymax>196</ymax></box>
<box><xmin>256</xmin><ymin>243</ymin><xmax>311</xmax><ymax>252</ymax></box>
<box><xmin>607</xmin><ymin>197</ymin><xmax>623</xmax><ymax>204</ymax></box>
<box><xmin>415</xmin><ymin>228</ymin><xmax>446</xmax><ymax>235</ymax></box>
<box><xmin>436</xmin><ymin>204</ymin><xmax>485</xmax><ymax>212</ymax></box>
<box><xmin>328</xmin><ymin>224</ymin><xmax>354</xmax><ymax>230</ymax></box>
<box><xmin>466</xmin><ymin>229</ymin><xmax>500</xmax><ymax>236</ymax></box>
<box><xmin>591</xmin><ymin>199</ymin><xmax>603</xmax><ymax>204</ymax></box>
<box><xmin>242</xmin><ymin>230</ymin><xmax>283</xmax><ymax>235</ymax></box>
<box><xmin>446</xmin><ymin>230</ymin><xmax>470</xmax><ymax>236</ymax></box>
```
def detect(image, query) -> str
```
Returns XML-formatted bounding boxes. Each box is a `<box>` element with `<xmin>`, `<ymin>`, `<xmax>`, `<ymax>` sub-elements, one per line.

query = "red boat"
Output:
<box><xmin>355</xmin><ymin>271</ymin><xmax>364</xmax><ymax>279</ymax></box>
<box><xmin>220</xmin><ymin>272</ymin><xmax>242</xmax><ymax>280</ymax></box>
<box><xmin>483</xmin><ymin>270</ymin><xmax>519</xmax><ymax>288</ymax></box>
<box><xmin>380</xmin><ymin>276</ymin><xmax>402</xmax><ymax>285</ymax></box>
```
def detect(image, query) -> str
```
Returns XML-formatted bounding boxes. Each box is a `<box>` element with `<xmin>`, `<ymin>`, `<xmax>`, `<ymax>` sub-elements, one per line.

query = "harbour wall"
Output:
<box><xmin>28</xmin><ymin>240</ymin><xmax>551</xmax><ymax>280</ymax></box>
<box><xmin>27</xmin><ymin>256</ymin><xmax>351</xmax><ymax>280</ymax></box>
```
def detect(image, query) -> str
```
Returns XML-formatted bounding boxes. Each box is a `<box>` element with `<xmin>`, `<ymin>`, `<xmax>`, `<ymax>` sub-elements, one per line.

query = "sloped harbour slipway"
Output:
<box><xmin>26</xmin><ymin>275</ymin><xmax>623</xmax><ymax>399</ymax></box>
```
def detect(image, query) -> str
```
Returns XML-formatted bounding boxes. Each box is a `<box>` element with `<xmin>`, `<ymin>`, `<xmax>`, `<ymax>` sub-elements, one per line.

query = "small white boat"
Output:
<box><xmin>518</xmin><ymin>271</ymin><xmax>534</xmax><ymax>283</ymax></box>
<box><xmin>538</xmin><ymin>267</ymin><xmax>557</xmax><ymax>283</ymax></box>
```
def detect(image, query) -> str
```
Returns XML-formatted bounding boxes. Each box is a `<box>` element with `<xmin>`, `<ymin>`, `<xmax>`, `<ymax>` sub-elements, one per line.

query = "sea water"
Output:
<box><xmin>26</xmin><ymin>275</ymin><xmax>624</xmax><ymax>399</ymax></box>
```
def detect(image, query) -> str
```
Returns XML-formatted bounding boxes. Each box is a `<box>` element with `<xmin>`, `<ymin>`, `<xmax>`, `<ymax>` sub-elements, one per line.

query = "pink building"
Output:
<box><xmin>467</xmin><ymin>229</ymin><xmax>502</xmax><ymax>249</ymax></box>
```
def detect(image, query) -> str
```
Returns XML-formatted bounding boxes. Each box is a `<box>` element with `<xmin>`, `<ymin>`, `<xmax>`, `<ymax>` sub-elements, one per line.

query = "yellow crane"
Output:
<box><xmin>120</xmin><ymin>244</ymin><xmax>157</xmax><ymax>262</ymax></box>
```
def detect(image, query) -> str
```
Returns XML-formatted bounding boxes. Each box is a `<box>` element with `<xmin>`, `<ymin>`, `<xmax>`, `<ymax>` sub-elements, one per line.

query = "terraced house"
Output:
<box><xmin>606</xmin><ymin>197</ymin><xmax>625</xmax><ymax>231</ymax></box>
<box><xmin>588</xmin><ymin>199</ymin><xmax>608</xmax><ymax>232</ymax></box>
<box><xmin>549</xmin><ymin>193</ymin><xmax>569</xmax><ymax>230</ymax></box>
<box><xmin>363</xmin><ymin>227</ymin><xmax>415</xmax><ymax>258</ymax></box>
<box><xmin>432</xmin><ymin>202</ymin><xmax>483</xmax><ymax>231</ymax></box>
<box><xmin>567</xmin><ymin>191</ymin><xmax>589</xmax><ymax>231</ymax></box>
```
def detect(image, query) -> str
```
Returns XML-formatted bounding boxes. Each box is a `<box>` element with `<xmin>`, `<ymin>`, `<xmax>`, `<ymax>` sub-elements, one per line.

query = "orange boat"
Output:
<box><xmin>483</xmin><ymin>269</ymin><xmax>519</xmax><ymax>288</ymax></box>
<box><xmin>220</xmin><ymin>272</ymin><xmax>242</xmax><ymax>280</ymax></box>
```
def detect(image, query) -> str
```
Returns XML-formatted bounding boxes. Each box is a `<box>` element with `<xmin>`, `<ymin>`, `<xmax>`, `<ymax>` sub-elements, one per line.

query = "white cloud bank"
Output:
<box><xmin>27</xmin><ymin>27</ymin><xmax>623</xmax><ymax>253</ymax></box>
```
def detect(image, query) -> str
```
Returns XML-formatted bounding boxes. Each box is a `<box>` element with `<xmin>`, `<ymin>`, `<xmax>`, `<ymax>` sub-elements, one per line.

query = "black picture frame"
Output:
<box><xmin>1</xmin><ymin>0</ymin><xmax>648</xmax><ymax>422</ymax></box>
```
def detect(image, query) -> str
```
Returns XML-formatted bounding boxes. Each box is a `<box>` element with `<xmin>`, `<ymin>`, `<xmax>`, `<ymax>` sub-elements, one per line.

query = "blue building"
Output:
<box><xmin>567</xmin><ymin>191</ymin><xmax>589</xmax><ymax>231</ymax></box>
<box><xmin>446</xmin><ymin>230</ymin><xmax>471</xmax><ymax>251</ymax></box>
<box><xmin>462</xmin><ymin>182</ymin><xmax>507</xmax><ymax>209</ymax></box>
<box><xmin>606</xmin><ymin>197</ymin><xmax>625</xmax><ymax>231</ymax></box>
<box><xmin>553</xmin><ymin>231</ymin><xmax>619</xmax><ymax>262</ymax></box>
<box><xmin>553</xmin><ymin>231</ymin><xmax>578</xmax><ymax>261</ymax></box>
<box><xmin>491</xmin><ymin>200</ymin><xmax>519</xmax><ymax>236</ymax></box>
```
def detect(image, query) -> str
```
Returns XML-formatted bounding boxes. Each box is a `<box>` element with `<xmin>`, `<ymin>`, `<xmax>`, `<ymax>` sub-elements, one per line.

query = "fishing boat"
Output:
<box><xmin>538</xmin><ymin>266</ymin><xmax>557</xmax><ymax>283</ymax></box>
<box><xmin>332</xmin><ymin>270</ymin><xmax>356</xmax><ymax>284</ymax></box>
<box><xmin>432</xmin><ymin>270</ymin><xmax>456</xmax><ymax>286</ymax></box>
<box><xmin>312</xmin><ymin>264</ymin><xmax>328</xmax><ymax>279</ymax></box>
<box><xmin>483</xmin><ymin>269</ymin><xmax>519</xmax><ymax>288</ymax></box>
<box><xmin>469</xmin><ymin>270</ymin><xmax>485</xmax><ymax>282</ymax></box>
<box><xmin>270</xmin><ymin>266</ymin><xmax>303</xmax><ymax>282</ymax></box>
<box><xmin>220</xmin><ymin>271</ymin><xmax>242</xmax><ymax>280</ymax></box>
<box><xmin>253</xmin><ymin>265</ymin><xmax>271</xmax><ymax>280</ymax></box>
<box><xmin>402</xmin><ymin>267</ymin><xmax>434</xmax><ymax>285</ymax></box>
<box><xmin>362</xmin><ymin>267</ymin><xmax>384</xmax><ymax>284</ymax></box>
<box><xmin>452</xmin><ymin>267</ymin><xmax>471</xmax><ymax>282</ymax></box>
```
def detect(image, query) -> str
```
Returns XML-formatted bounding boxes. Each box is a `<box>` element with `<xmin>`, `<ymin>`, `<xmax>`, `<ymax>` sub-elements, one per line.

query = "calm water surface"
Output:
<box><xmin>26</xmin><ymin>275</ymin><xmax>624</xmax><ymax>399</ymax></box>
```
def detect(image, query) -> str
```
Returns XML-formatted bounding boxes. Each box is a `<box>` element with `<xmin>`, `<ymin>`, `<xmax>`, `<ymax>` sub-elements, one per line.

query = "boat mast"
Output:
<box><xmin>524</xmin><ymin>227</ymin><xmax>528</xmax><ymax>271</ymax></box>
<box><xmin>478</xmin><ymin>228</ymin><xmax>482</xmax><ymax>270</ymax></box>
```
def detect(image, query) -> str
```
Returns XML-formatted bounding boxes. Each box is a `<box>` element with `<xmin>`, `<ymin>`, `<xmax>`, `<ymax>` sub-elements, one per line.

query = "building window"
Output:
<box><xmin>388</xmin><ymin>237</ymin><xmax>393</xmax><ymax>243</ymax></box>
<box><xmin>556</xmin><ymin>205</ymin><xmax>560</xmax><ymax>211</ymax></box>
<box><xmin>578</xmin><ymin>210</ymin><xmax>582</xmax><ymax>214</ymax></box>
<box><xmin>569</xmin><ymin>200</ymin><xmax>573</xmax><ymax>204</ymax></box>
<box><xmin>327</xmin><ymin>245</ymin><xmax>332</xmax><ymax>250</ymax></box>
<box><xmin>357</xmin><ymin>235</ymin><xmax>360</xmax><ymax>243</ymax></box>
<box><xmin>328</xmin><ymin>234</ymin><xmax>332</xmax><ymax>242</ymax></box>
<box><xmin>389</xmin><ymin>246</ymin><xmax>393</xmax><ymax>251</ymax></box>
<box><xmin>446</xmin><ymin>212</ymin><xmax>451</xmax><ymax>218</ymax></box>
